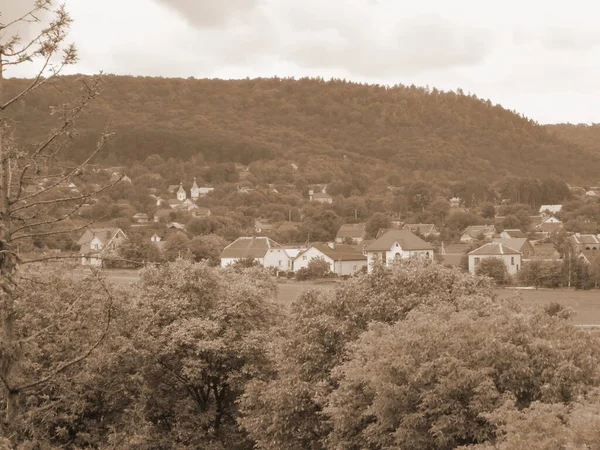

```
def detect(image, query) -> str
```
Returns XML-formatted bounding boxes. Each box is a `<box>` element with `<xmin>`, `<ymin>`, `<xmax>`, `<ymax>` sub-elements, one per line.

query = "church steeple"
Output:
<box><xmin>191</xmin><ymin>177</ymin><xmax>200</xmax><ymax>200</ymax></box>
<box><xmin>177</xmin><ymin>182</ymin><xmax>186</xmax><ymax>201</ymax></box>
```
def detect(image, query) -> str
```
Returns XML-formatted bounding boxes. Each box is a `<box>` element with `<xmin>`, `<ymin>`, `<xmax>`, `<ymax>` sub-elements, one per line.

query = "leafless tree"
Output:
<box><xmin>0</xmin><ymin>1</ymin><xmax>117</xmax><ymax>422</ymax></box>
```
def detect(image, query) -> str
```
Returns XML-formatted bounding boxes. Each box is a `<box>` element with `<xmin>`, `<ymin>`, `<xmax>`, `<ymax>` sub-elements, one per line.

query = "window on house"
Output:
<box><xmin>353</xmin><ymin>265</ymin><xmax>357</xmax><ymax>271</ymax></box>
<box><xmin>511</xmin><ymin>257</ymin><xmax>515</xmax><ymax>265</ymax></box>
<box><xmin>395</xmin><ymin>243</ymin><xmax>399</xmax><ymax>247</ymax></box>
<box><xmin>382</xmin><ymin>252</ymin><xmax>387</xmax><ymax>263</ymax></box>
<box><xmin>474</xmin><ymin>257</ymin><xmax>480</xmax><ymax>265</ymax></box>
<box><xmin>426</xmin><ymin>252</ymin><xmax>430</xmax><ymax>258</ymax></box>
<box><xmin>278</xmin><ymin>260</ymin><xmax>282</xmax><ymax>266</ymax></box>
<box><xmin>394</xmin><ymin>253</ymin><xmax>401</xmax><ymax>261</ymax></box>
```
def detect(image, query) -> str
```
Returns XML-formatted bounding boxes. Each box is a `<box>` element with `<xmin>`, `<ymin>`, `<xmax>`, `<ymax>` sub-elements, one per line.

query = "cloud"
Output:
<box><xmin>153</xmin><ymin>0</ymin><xmax>260</xmax><ymax>28</ymax></box>
<box><xmin>542</xmin><ymin>26</ymin><xmax>600</xmax><ymax>52</ymax></box>
<box><xmin>0</xmin><ymin>0</ymin><xmax>51</xmax><ymax>42</ymax></box>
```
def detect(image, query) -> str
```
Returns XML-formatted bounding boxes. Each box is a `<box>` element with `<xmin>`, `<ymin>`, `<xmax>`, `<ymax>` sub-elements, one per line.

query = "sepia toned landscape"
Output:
<box><xmin>1</xmin><ymin>0</ymin><xmax>600</xmax><ymax>448</ymax></box>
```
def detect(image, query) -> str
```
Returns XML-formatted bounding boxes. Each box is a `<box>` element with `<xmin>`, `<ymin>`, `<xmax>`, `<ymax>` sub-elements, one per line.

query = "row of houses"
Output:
<box><xmin>220</xmin><ymin>229</ymin><xmax>435</xmax><ymax>275</ymax></box>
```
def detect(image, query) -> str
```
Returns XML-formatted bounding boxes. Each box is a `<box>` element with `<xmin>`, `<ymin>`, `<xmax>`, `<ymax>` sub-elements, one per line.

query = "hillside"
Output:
<box><xmin>5</xmin><ymin>75</ymin><xmax>599</xmax><ymax>183</ymax></box>
<box><xmin>545</xmin><ymin>123</ymin><xmax>600</xmax><ymax>159</ymax></box>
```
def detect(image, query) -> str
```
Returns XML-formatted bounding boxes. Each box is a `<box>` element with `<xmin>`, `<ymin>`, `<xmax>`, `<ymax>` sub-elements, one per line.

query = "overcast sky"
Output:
<box><xmin>3</xmin><ymin>0</ymin><xmax>599</xmax><ymax>124</ymax></box>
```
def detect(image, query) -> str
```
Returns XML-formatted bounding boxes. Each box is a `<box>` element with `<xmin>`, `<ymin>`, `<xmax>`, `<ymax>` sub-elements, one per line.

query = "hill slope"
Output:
<box><xmin>545</xmin><ymin>123</ymin><xmax>600</xmax><ymax>159</ymax></box>
<box><xmin>6</xmin><ymin>75</ymin><xmax>599</xmax><ymax>183</ymax></box>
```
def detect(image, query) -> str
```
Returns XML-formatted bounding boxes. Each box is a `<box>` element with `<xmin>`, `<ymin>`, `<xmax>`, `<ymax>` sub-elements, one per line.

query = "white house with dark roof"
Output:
<box><xmin>468</xmin><ymin>243</ymin><xmax>521</xmax><ymax>275</ymax></box>
<box><xmin>309</xmin><ymin>190</ymin><xmax>333</xmax><ymax>204</ymax></box>
<box><xmin>220</xmin><ymin>237</ymin><xmax>293</xmax><ymax>270</ymax></box>
<box><xmin>294</xmin><ymin>243</ymin><xmax>367</xmax><ymax>276</ymax></box>
<box><xmin>78</xmin><ymin>227</ymin><xmax>127</xmax><ymax>266</ymax></box>
<box><xmin>364</xmin><ymin>229</ymin><xmax>434</xmax><ymax>274</ymax></box>
<box><xmin>491</xmin><ymin>238</ymin><xmax>534</xmax><ymax>258</ymax></box>
<box><xmin>335</xmin><ymin>223</ymin><xmax>366</xmax><ymax>244</ymax></box>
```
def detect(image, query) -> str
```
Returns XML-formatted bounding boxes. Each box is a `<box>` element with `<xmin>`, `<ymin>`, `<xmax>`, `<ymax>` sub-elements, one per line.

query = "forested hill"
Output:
<box><xmin>545</xmin><ymin>123</ymin><xmax>600</xmax><ymax>157</ymax></box>
<box><xmin>6</xmin><ymin>75</ymin><xmax>599</xmax><ymax>183</ymax></box>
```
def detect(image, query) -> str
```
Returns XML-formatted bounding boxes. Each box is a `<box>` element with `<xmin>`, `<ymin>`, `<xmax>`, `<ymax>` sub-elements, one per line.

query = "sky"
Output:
<box><xmin>2</xmin><ymin>0</ymin><xmax>600</xmax><ymax>124</ymax></box>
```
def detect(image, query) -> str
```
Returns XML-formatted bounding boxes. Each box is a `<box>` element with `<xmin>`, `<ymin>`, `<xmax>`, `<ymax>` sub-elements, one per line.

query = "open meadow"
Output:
<box><xmin>97</xmin><ymin>269</ymin><xmax>600</xmax><ymax>326</ymax></box>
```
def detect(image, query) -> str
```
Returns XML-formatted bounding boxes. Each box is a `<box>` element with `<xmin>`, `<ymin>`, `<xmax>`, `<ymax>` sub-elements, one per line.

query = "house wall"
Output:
<box><xmin>468</xmin><ymin>254</ymin><xmax>521</xmax><ymax>275</ymax></box>
<box><xmin>264</xmin><ymin>248</ymin><xmax>292</xmax><ymax>270</ymax></box>
<box><xmin>336</xmin><ymin>259</ymin><xmax>368</xmax><ymax>276</ymax></box>
<box><xmin>293</xmin><ymin>248</ymin><xmax>334</xmax><ymax>272</ymax></box>
<box><xmin>366</xmin><ymin>243</ymin><xmax>433</xmax><ymax>274</ymax></box>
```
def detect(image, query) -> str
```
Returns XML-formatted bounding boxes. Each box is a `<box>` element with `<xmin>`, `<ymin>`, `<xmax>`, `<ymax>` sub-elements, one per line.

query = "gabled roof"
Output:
<box><xmin>571</xmin><ymin>234</ymin><xmax>600</xmax><ymax>245</ymax></box>
<box><xmin>220</xmin><ymin>237</ymin><xmax>285</xmax><ymax>259</ymax></box>
<box><xmin>403</xmin><ymin>223</ymin><xmax>438</xmax><ymax>235</ymax></box>
<box><xmin>539</xmin><ymin>205</ymin><xmax>563</xmax><ymax>214</ymax></box>
<box><xmin>297</xmin><ymin>244</ymin><xmax>367</xmax><ymax>262</ymax></box>
<box><xmin>365</xmin><ymin>229</ymin><xmax>434</xmax><ymax>252</ymax></box>
<box><xmin>501</xmin><ymin>229</ymin><xmax>527</xmax><ymax>238</ymax></box>
<box><xmin>336</xmin><ymin>223</ymin><xmax>366</xmax><ymax>240</ymax></box>
<box><xmin>468</xmin><ymin>243</ymin><xmax>521</xmax><ymax>256</ymax></box>
<box><xmin>77</xmin><ymin>227</ymin><xmax>122</xmax><ymax>246</ymax></box>
<box><xmin>462</xmin><ymin>225</ymin><xmax>496</xmax><ymax>239</ymax></box>
<box><xmin>492</xmin><ymin>238</ymin><xmax>530</xmax><ymax>252</ymax></box>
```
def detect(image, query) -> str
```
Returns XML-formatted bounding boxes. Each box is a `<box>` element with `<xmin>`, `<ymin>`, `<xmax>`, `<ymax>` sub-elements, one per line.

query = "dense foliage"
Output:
<box><xmin>5</xmin><ymin>76</ymin><xmax>599</xmax><ymax>184</ymax></box>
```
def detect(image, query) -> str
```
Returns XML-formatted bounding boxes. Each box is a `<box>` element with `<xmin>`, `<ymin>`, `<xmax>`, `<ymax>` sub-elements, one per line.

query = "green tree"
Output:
<box><xmin>163</xmin><ymin>232</ymin><xmax>190</xmax><ymax>261</ymax></box>
<box><xmin>476</xmin><ymin>257</ymin><xmax>510</xmax><ymax>285</ymax></box>
<box><xmin>365</xmin><ymin>212</ymin><xmax>390</xmax><ymax>239</ymax></box>
<box><xmin>295</xmin><ymin>256</ymin><xmax>331</xmax><ymax>280</ymax></box>
<box><xmin>481</xmin><ymin>202</ymin><xmax>496</xmax><ymax>219</ymax></box>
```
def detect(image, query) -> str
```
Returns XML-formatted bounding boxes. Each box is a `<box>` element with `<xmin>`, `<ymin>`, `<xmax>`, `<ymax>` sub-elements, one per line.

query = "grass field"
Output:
<box><xmin>98</xmin><ymin>269</ymin><xmax>600</xmax><ymax>326</ymax></box>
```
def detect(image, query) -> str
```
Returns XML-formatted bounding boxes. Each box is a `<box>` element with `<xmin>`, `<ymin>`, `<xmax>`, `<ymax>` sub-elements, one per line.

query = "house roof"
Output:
<box><xmin>439</xmin><ymin>254</ymin><xmax>463</xmax><ymax>267</ymax></box>
<box><xmin>298</xmin><ymin>244</ymin><xmax>367</xmax><ymax>262</ymax></box>
<box><xmin>403</xmin><ymin>223</ymin><xmax>438</xmax><ymax>235</ymax></box>
<box><xmin>492</xmin><ymin>238</ymin><xmax>530</xmax><ymax>252</ymax></box>
<box><xmin>365</xmin><ymin>229</ymin><xmax>434</xmax><ymax>252</ymax></box>
<box><xmin>468</xmin><ymin>243</ymin><xmax>521</xmax><ymax>256</ymax></box>
<box><xmin>77</xmin><ymin>227</ymin><xmax>122</xmax><ymax>246</ymax></box>
<box><xmin>336</xmin><ymin>223</ymin><xmax>366</xmax><ymax>240</ymax></box>
<box><xmin>502</xmin><ymin>229</ymin><xmax>527</xmax><ymax>238</ymax></box>
<box><xmin>572</xmin><ymin>234</ymin><xmax>600</xmax><ymax>245</ymax></box>
<box><xmin>539</xmin><ymin>205</ymin><xmax>563</xmax><ymax>214</ymax></box>
<box><xmin>442</xmin><ymin>243</ymin><xmax>472</xmax><ymax>255</ymax></box>
<box><xmin>579</xmin><ymin>250</ymin><xmax>600</xmax><ymax>263</ymax></box>
<box><xmin>220</xmin><ymin>237</ymin><xmax>285</xmax><ymax>259</ymax></box>
<box><xmin>462</xmin><ymin>225</ymin><xmax>496</xmax><ymax>239</ymax></box>
<box><xmin>529</xmin><ymin>243</ymin><xmax>561</xmax><ymax>260</ymax></box>
<box><xmin>536</xmin><ymin>221</ymin><xmax>564</xmax><ymax>233</ymax></box>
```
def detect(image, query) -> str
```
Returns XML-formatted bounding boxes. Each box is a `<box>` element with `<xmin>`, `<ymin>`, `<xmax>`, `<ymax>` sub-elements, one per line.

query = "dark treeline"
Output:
<box><xmin>5</xmin><ymin>75</ymin><xmax>600</xmax><ymax>184</ymax></box>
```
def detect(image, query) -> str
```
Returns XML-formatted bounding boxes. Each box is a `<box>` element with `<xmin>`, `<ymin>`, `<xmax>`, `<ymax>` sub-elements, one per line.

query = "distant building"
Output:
<box><xmin>176</xmin><ymin>183</ymin><xmax>186</xmax><ymax>201</ymax></box>
<box><xmin>491</xmin><ymin>238</ymin><xmax>534</xmax><ymax>258</ymax></box>
<box><xmin>78</xmin><ymin>228</ymin><xmax>127</xmax><ymax>267</ymax></box>
<box><xmin>364</xmin><ymin>229</ymin><xmax>434</xmax><ymax>274</ymax></box>
<box><xmin>450</xmin><ymin>197</ymin><xmax>461</xmax><ymax>208</ymax></box>
<box><xmin>190</xmin><ymin>178</ymin><xmax>201</xmax><ymax>200</ymax></box>
<box><xmin>335</xmin><ymin>223</ymin><xmax>366</xmax><ymax>244</ymax></box>
<box><xmin>220</xmin><ymin>237</ymin><xmax>293</xmax><ymax>270</ymax></box>
<box><xmin>570</xmin><ymin>234</ymin><xmax>600</xmax><ymax>252</ymax></box>
<box><xmin>309</xmin><ymin>190</ymin><xmax>333</xmax><ymax>204</ymax></box>
<box><xmin>294</xmin><ymin>243</ymin><xmax>367</xmax><ymax>276</ymax></box>
<box><xmin>468</xmin><ymin>243</ymin><xmax>521</xmax><ymax>276</ymax></box>
<box><xmin>403</xmin><ymin>223</ymin><xmax>440</xmax><ymax>238</ymax></box>
<box><xmin>499</xmin><ymin>229</ymin><xmax>527</xmax><ymax>239</ymax></box>
<box><xmin>460</xmin><ymin>225</ymin><xmax>496</xmax><ymax>243</ymax></box>
<box><xmin>539</xmin><ymin>205</ymin><xmax>563</xmax><ymax>216</ymax></box>
<box><xmin>133</xmin><ymin>212</ymin><xmax>149</xmax><ymax>224</ymax></box>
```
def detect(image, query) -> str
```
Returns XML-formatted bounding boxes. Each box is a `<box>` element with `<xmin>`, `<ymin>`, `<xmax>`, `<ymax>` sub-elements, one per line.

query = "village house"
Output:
<box><xmin>492</xmin><ymin>238</ymin><xmax>534</xmax><ymax>258</ymax></box>
<box><xmin>78</xmin><ymin>227</ymin><xmax>127</xmax><ymax>267</ymax></box>
<box><xmin>460</xmin><ymin>225</ymin><xmax>496</xmax><ymax>243</ymax></box>
<box><xmin>468</xmin><ymin>243</ymin><xmax>522</xmax><ymax>276</ymax></box>
<box><xmin>190</xmin><ymin>178</ymin><xmax>201</xmax><ymax>200</ymax></box>
<box><xmin>570</xmin><ymin>234</ymin><xmax>600</xmax><ymax>252</ymax></box>
<box><xmin>364</xmin><ymin>229</ymin><xmax>434</xmax><ymax>274</ymax></box>
<box><xmin>132</xmin><ymin>212</ymin><xmax>149</xmax><ymax>224</ymax></box>
<box><xmin>578</xmin><ymin>250</ymin><xmax>600</xmax><ymax>265</ymax></box>
<box><xmin>294</xmin><ymin>243</ymin><xmax>367</xmax><ymax>276</ymax></box>
<box><xmin>403</xmin><ymin>223</ymin><xmax>440</xmax><ymax>238</ymax></box>
<box><xmin>309</xmin><ymin>190</ymin><xmax>333</xmax><ymax>204</ymax></box>
<box><xmin>539</xmin><ymin>205</ymin><xmax>563</xmax><ymax>216</ymax></box>
<box><xmin>254</xmin><ymin>220</ymin><xmax>274</xmax><ymax>234</ymax></box>
<box><xmin>450</xmin><ymin>197</ymin><xmax>461</xmax><ymax>208</ymax></box>
<box><xmin>192</xmin><ymin>207</ymin><xmax>211</xmax><ymax>218</ymax></box>
<box><xmin>499</xmin><ymin>229</ymin><xmax>527</xmax><ymax>239</ymax></box>
<box><xmin>335</xmin><ymin>223</ymin><xmax>366</xmax><ymax>244</ymax></box>
<box><xmin>196</xmin><ymin>187</ymin><xmax>215</xmax><ymax>197</ymax></box>
<box><xmin>220</xmin><ymin>237</ymin><xmax>294</xmax><ymax>270</ymax></box>
<box><xmin>533</xmin><ymin>215</ymin><xmax>564</xmax><ymax>236</ymax></box>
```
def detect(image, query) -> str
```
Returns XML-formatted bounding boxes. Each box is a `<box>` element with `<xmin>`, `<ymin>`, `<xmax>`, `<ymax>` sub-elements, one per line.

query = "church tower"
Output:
<box><xmin>177</xmin><ymin>182</ymin><xmax>186</xmax><ymax>201</ymax></box>
<box><xmin>191</xmin><ymin>177</ymin><xmax>200</xmax><ymax>200</ymax></box>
